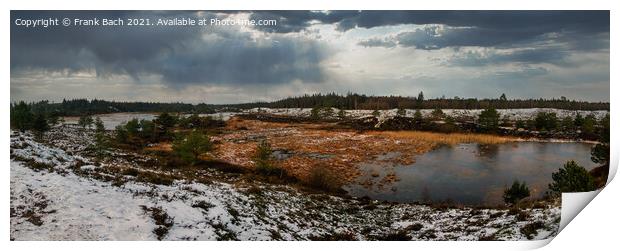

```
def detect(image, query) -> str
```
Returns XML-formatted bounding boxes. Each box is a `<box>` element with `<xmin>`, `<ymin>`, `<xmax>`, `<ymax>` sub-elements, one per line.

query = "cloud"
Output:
<box><xmin>11</xmin><ymin>10</ymin><xmax>329</xmax><ymax>87</ymax></box>
<box><xmin>446</xmin><ymin>48</ymin><xmax>571</xmax><ymax>67</ymax></box>
<box><xmin>357</xmin><ymin>37</ymin><xmax>397</xmax><ymax>48</ymax></box>
<box><xmin>10</xmin><ymin>10</ymin><xmax>610</xmax><ymax>103</ymax></box>
<box><xmin>246</xmin><ymin>10</ymin><xmax>609</xmax><ymax>37</ymax></box>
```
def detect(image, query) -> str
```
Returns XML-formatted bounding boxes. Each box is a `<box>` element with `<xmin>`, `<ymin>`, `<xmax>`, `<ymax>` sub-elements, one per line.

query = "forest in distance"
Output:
<box><xmin>13</xmin><ymin>92</ymin><xmax>610</xmax><ymax>117</ymax></box>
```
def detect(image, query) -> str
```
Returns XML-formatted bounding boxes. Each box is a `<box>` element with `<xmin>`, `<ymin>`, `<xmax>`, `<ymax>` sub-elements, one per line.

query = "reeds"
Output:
<box><xmin>377</xmin><ymin>131</ymin><xmax>516</xmax><ymax>145</ymax></box>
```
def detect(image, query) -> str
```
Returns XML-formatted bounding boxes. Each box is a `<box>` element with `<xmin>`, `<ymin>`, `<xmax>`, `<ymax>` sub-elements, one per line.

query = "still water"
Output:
<box><xmin>344</xmin><ymin>142</ymin><xmax>596</xmax><ymax>206</ymax></box>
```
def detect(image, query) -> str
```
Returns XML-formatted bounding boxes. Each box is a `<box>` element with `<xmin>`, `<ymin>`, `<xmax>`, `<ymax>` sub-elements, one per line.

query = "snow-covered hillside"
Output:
<box><xmin>246</xmin><ymin>107</ymin><xmax>608</xmax><ymax>121</ymax></box>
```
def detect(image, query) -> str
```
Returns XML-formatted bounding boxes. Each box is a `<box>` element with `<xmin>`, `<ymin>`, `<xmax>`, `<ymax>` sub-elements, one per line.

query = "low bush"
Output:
<box><xmin>502</xmin><ymin>180</ymin><xmax>530</xmax><ymax>205</ymax></box>
<box><xmin>306</xmin><ymin>165</ymin><xmax>340</xmax><ymax>192</ymax></box>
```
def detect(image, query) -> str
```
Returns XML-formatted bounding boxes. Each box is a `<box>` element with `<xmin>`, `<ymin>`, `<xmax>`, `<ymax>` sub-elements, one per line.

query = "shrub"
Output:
<box><xmin>591</xmin><ymin>143</ymin><xmax>610</xmax><ymax>165</ymax></box>
<box><xmin>478</xmin><ymin>108</ymin><xmax>500</xmax><ymax>132</ymax></box>
<box><xmin>520</xmin><ymin>221</ymin><xmax>545</xmax><ymax>240</ymax></box>
<box><xmin>153</xmin><ymin>112</ymin><xmax>178</xmax><ymax>140</ymax></box>
<box><xmin>115</xmin><ymin>125</ymin><xmax>129</xmax><ymax>144</ymax></box>
<box><xmin>254</xmin><ymin>140</ymin><xmax>284</xmax><ymax>176</ymax></box>
<box><xmin>503</xmin><ymin>180</ymin><xmax>530</xmax><ymax>205</ymax></box>
<box><xmin>549</xmin><ymin>160</ymin><xmax>596</xmax><ymax>193</ymax></box>
<box><xmin>78</xmin><ymin>115</ymin><xmax>94</xmax><ymax>129</ymax></box>
<box><xmin>337</xmin><ymin>109</ymin><xmax>347</xmax><ymax>119</ymax></box>
<box><xmin>141</xmin><ymin>206</ymin><xmax>174</xmax><ymax>240</ymax></box>
<box><xmin>311</xmin><ymin>107</ymin><xmax>321</xmax><ymax>120</ymax></box>
<box><xmin>172</xmin><ymin>131</ymin><xmax>214</xmax><ymax>166</ymax></box>
<box><xmin>307</xmin><ymin>165</ymin><xmax>339</xmax><ymax>192</ymax></box>
<box><xmin>534</xmin><ymin>112</ymin><xmax>558</xmax><ymax>131</ymax></box>
<box><xmin>311</xmin><ymin>107</ymin><xmax>335</xmax><ymax>120</ymax></box>
<box><xmin>430</xmin><ymin>108</ymin><xmax>445</xmax><ymax>120</ymax></box>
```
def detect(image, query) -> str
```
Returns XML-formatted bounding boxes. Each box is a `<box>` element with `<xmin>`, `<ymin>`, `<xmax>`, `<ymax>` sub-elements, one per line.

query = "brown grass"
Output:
<box><xmin>375</xmin><ymin>130</ymin><xmax>516</xmax><ymax>145</ymax></box>
<box><xmin>133</xmin><ymin>118</ymin><xmax>518</xmax><ymax>188</ymax></box>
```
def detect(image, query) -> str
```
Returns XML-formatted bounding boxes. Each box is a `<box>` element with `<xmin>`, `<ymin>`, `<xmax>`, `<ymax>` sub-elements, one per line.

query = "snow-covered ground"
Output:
<box><xmin>10</xmin><ymin>128</ymin><xmax>561</xmax><ymax>241</ymax></box>
<box><xmin>246</xmin><ymin>107</ymin><xmax>609</xmax><ymax>121</ymax></box>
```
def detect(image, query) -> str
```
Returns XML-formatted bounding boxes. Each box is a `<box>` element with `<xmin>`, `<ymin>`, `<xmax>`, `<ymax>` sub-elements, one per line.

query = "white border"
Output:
<box><xmin>2</xmin><ymin>1</ymin><xmax>616</xmax><ymax>250</ymax></box>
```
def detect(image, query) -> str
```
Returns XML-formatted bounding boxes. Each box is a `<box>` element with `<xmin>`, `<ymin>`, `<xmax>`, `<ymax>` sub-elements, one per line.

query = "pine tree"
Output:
<box><xmin>32</xmin><ymin>113</ymin><xmax>50</xmax><ymax>140</ymax></box>
<box><xmin>93</xmin><ymin>117</ymin><xmax>107</xmax><ymax>158</ymax></box>
<box><xmin>503</xmin><ymin>180</ymin><xmax>530</xmax><ymax>205</ymax></box>
<box><xmin>549</xmin><ymin>160</ymin><xmax>596</xmax><ymax>193</ymax></box>
<box><xmin>10</xmin><ymin>101</ymin><xmax>34</xmax><ymax>132</ymax></box>
<box><xmin>172</xmin><ymin>131</ymin><xmax>214</xmax><ymax>166</ymax></box>
<box><xmin>478</xmin><ymin>108</ymin><xmax>500</xmax><ymax>132</ymax></box>
<box><xmin>78</xmin><ymin>115</ymin><xmax>94</xmax><ymax>129</ymax></box>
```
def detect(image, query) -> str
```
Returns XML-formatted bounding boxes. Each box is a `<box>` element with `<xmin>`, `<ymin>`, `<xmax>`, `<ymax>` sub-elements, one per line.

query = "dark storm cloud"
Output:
<box><xmin>250</xmin><ymin>10</ymin><xmax>608</xmax><ymax>69</ymax></box>
<box><xmin>447</xmin><ymin>48</ymin><xmax>572</xmax><ymax>67</ymax></box>
<box><xmin>248</xmin><ymin>10</ymin><xmax>608</xmax><ymax>35</ymax></box>
<box><xmin>360</xmin><ymin>24</ymin><xmax>609</xmax><ymax>52</ymax></box>
<box><xmin>11</xmin><ymin>10</ymin><xmax>328</xmax><ymax>86</ymax></box>
<box><xmin>248</xmin><ymin>10</ymin><xmax>359</xmax><ymax>33</ymax></box>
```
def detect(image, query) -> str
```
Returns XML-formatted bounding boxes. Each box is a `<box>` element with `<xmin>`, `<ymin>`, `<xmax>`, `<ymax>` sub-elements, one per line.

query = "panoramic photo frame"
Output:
<box><xmin>5</xmin><ymin>3</ymin><xmax>614</xmax><ymax>250</ymax></box>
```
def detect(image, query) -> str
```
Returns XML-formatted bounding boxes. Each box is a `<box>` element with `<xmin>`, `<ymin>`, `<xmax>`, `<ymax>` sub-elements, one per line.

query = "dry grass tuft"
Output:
<box><xmin>376</xmin><ymin>131</ymin><xmax>516</xmax><ymax>145</ymax></box>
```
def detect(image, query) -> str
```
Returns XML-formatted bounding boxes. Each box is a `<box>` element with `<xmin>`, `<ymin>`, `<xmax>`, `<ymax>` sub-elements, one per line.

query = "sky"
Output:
<box><xmin>10</xmin><ymin>10</ymin><xmax>610</xmax><ymax>104</ymax></box>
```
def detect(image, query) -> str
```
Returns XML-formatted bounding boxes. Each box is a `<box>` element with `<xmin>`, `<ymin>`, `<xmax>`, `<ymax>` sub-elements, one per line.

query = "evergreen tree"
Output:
<box><xmin>78</xmin><ymin>115</ymin><xmax>94</xmax><ymax>129</ymax></box>
<box><xmin>32</xmin><ymin>113</ymin><xmax>50</xmax><ymax>140</ymax></box>
<box><xmin>172</xmin><ymin>131</ymin><xmax>214</xmax><ymax>166</ymax></box>
<box><xmin>417</xmin><ymin>91</ymin><xmax>424</xmax><ymax>102</ymax></box>
<box><xmin>503</xmin><ymin>180</ymin><xmax>530</xmax><ymax>205</ymax></box>
<box><xmin>93</xmin><ymin>117</ymin><xmax>107</xmax><ymax>158</ymax></box>
<box><xmin>115</xmin><ymin>125</ymin><xmax>129</xmax><ymax>144</ymax></box>
<box><xmin>430</xmin><ymin>108</ymin><xmax>445</xmax><ymax>120</ymax></box>
<box><xmin>534</xmin><ymin>112</ymin><xmax>558</xmax><ymax>131</ymax></box>
<box><xmin>549</xmin><ymin>160</ymin><xmax>596</xmax><ymax>193</ymax></box>
<box><xmin>500</xmin><ymin>93</ymin><xmax>507</xmax><ymax>101</ymax></box>
<box><xmin>10</xmin><ymin>101</ymin><xmax>34</xmax><ymax>132</ymax></box>
<box><xmin>413</xmin><ymin>110</ymin><xmax>423</xmax><ymax>123</ymax></box>
<box><xmin>591</xmin><ymin>114</ymin><xmax>610</xmax><ymax>165</ymax></box>
<box><xmin>154</xmin><ymin>112</ymin><xmax>177</xmax><ymax>137</ymax></box>
<box><xmin>478</xmin><ymin>108</ymin><xmax>500</xmax><ymax>132</ymax></box>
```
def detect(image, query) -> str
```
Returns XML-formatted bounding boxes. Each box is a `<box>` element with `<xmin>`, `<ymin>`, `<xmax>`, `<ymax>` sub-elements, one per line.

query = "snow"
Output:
<box><xmin>10</xmin><ymin>128</ymin><xmax>561</xmax><ymax>241</ymax></box>
<box><xmin>10</xmin><ymin>161</ymin><xmax>155</xmax><ymax>240</ymax></box>
<box><xmin>245</xmin><ymin>107</ymin><xmax>608</xmax><ymax>121</ymax></box>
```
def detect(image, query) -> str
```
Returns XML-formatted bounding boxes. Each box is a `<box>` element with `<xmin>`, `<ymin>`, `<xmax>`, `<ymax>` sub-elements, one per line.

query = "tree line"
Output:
<box><xmin>229</xmin><ymin>92</ymin><xmax>609</xmax><ymax>111</ymax></box>
<box><xmin>20</xmin><ymin>99</ymin><xmax>216</xmax><ymax>117</ymax></box>
<box><xmin>11</xmin><ymin>92</ymin><xmax>609</xmax><ymax>119</ymax></box>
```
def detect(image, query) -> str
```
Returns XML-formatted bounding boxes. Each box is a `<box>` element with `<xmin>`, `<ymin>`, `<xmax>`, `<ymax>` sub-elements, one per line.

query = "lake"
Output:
<box><xmin>344</xmin><ymin>142</ymin><xmax>597</xmax><ymax>206</ymax></box>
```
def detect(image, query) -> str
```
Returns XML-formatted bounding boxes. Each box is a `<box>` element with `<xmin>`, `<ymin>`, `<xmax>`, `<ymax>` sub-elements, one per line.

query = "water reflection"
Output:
<box><xmin>344</xmin><ymin>142</ymin><xmax>596</xmax><ymax>206</ymax></box>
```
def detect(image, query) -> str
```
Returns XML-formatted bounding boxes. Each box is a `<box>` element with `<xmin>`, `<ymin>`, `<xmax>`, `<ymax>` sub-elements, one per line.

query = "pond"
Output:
<box><xmin>344</xmin><ymin>142</ymin><xmax>597</xmax><ymax>206</ymax></box>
